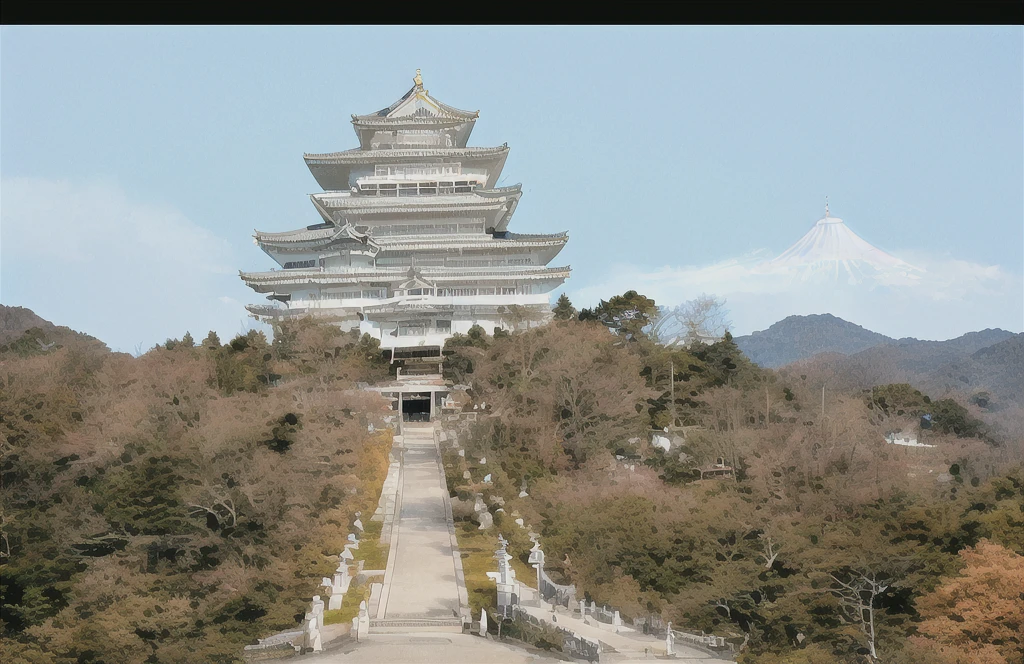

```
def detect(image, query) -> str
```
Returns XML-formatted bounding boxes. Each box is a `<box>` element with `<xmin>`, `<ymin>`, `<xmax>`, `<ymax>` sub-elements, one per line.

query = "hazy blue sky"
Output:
<box><xmin>2</xmin><ymin>26</ymin><xmax>1022</xmax><ymax>353</ymax></box>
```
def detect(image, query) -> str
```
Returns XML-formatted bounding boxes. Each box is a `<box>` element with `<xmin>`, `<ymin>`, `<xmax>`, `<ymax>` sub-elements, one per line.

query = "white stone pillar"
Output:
<box><xmin>303</xmin><ymin>611</ymin><xmax>322</xmax><ymax>653</ymax></box>
<box><xmin>478</xmin><ymin>608</ymin><xmax>488</xmax><ymax>636</ymax></box>
<box><xmin>338</xmin><ymin>562</ymin><xmax>352</xmax><ymax>593</ymax></box>
<box><xmin>357</xmin><ymin>600</ymin><xmax>369</xmax><ymax>640</ymax></box>
<box><xmin>302</xmin><ymin>612</ymin><xmax>315</xmax><ymax>653</ymax></box>
<box><xmin>312</xmin><ymin>595</ymin><xmax>325</xmax><ymax>631</ymax></box>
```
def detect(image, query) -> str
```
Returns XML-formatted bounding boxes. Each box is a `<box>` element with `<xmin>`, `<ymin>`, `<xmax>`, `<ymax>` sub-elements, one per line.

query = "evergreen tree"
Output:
<box><xmin>181</xmin><ymin>331</ymin><xmax>195</xmax><ymax>348</ymax></box>
<box><xmin>552</xmin><ymin>293</ymin><xmax>577</xmax><ymax>320</ymax></box>
<box><xmin>202</xmin><ymin>331</ymin><xmax>221</xmax><ymax>350</ymax></box>
<box><xmin>593</xmin><ymin>290</ymin><xmax>658</xmax><ymax>340</ymax></box>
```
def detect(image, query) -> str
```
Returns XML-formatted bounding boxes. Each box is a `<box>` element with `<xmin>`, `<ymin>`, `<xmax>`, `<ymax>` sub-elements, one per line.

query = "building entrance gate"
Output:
<box><xmin>401</xmin><ymin>393</ymin><xmax>431</xmax><ymax>422</ymax></box>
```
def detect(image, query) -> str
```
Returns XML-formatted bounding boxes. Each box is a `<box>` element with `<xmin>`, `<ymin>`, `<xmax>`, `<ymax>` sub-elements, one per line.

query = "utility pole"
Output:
<box><xmin>670</xmin><ymin>359</ymin><xmax>675</xmax><ymax>429</ymax></box>
<box><xmin>820</xmin><ymin>384</ymin><xmax>826</xmax><ymax>441</ymax></box>
<box><xmin>765</xmin><ymin>385</ymin><xmax>770</xmax><ymax>428</ymax></box>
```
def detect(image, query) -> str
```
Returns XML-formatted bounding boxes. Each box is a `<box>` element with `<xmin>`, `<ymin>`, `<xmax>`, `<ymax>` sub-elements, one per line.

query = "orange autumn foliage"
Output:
<box><xmin>911</xmin><ymin>539</ymin><xmax>1024</xmax><ymax>664</ymax></box>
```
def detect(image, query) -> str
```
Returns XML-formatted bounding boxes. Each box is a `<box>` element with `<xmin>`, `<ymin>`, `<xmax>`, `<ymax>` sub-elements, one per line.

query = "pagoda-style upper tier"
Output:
<box><xmin>350</xmin><ymin>69</ymin><xmax>479</xmax><ymax>150</ymax></box>
<box><xmin>305</xmin><ymin>145</ymin><xmax>509</xmax><ymax>192</ymax></box>
<box><xmin>309</xmin><ymin>184</ymin><xmax>522</xmax><ymax>234</ymax></box>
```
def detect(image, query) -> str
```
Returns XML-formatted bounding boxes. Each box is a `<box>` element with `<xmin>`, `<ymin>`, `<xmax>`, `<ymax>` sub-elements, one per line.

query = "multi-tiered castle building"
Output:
<box><xmin>241</xmin><ymin>70</ymin><xmax>570</xmax><ymax>367</ymax></box>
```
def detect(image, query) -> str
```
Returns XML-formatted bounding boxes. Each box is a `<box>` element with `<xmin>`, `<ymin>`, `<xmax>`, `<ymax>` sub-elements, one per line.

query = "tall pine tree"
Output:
<box><xmin>552</xmin><ymin>293</ymin><xmax>577</xmax><ymax>320</ymax></box>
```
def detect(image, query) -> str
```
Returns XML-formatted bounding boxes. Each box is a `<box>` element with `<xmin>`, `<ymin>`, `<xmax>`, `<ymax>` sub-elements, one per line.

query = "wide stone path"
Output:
<box><xmin>284</xmin><ymin>422</ymin><xmax>558</xmax><ymax>662</ymax></box>
<box><xmin>375</xmin><ymin>423</ymin><xmax>462</xmax><ymax>620</ymax></box>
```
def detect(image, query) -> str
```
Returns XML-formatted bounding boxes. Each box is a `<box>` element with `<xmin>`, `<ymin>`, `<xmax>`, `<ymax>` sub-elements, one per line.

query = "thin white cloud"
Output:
<box><xmin>569</xmin><ymin>250</ymin><xmax>1023</xmax><ymax>341</ymax></box>
<box><xmin>1</xmin><ymin>177</ymin><xmax>255</xmax><ymax>353</ymax></box>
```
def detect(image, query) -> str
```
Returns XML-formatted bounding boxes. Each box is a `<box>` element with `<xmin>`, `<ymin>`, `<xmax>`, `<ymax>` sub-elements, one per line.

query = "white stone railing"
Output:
<box><xmin>667</xmin><ymin>624</ymin><xmax>734</xmax><ymax>653</ymax></box>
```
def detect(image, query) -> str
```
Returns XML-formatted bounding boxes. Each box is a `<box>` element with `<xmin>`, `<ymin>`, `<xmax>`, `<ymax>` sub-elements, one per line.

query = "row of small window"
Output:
<box><xmin>377</xmin><ymin>258</ymin><xmax>446</xmax><ymax>267</ymax></box>
<box><xmin>448</xmin><ymin>257</ymin><xmax>535</xmax><ymax>267</ymax></box>
<box><xmin>283</xmin><ymin>260</ymin><xmax>317</xmax><ymax>269</ymax></box>
<box><xmin>283</xmin><ymin>256</ymin><xmax>534</xmax><ymax>271</ymax></box>
<box><xmin>369</xmin><ymin>134</ymin><xmax>455</xmax><ymax>148</ymax></box>
<box><xmin>304</xmin><ymin>287</ymin><xmax>533</xmax><ymax>300</ymax></box>
<box><xmin>377</xmin><ymin>257</ymin><xmax>534</xmax><ymax>268</ymax></box>
<box><xmin>358</xmin><ymin>182</ymin><xmax>479</xmax><ymax>197</ymax></box>
<box><xmin>374</xmin><ymin>163</ymin><xmax>462</xmax><ymax>177</ymax></box>
<box><xmin>398</xmin><ymin>286</ymin><xmax>532</xmax><ymax>297</ymax></box>
<box><xmin>395</xmin><ymin>320</ymin><xmax>452</xmax><ymax>336</ymax></box>
<box><xmin>435</xmin><ymin>286</ymin><xmax>534</xmax><ymax>296</ymax></box>
<box><xmin>371</xmin><ymin>223</ymin><xmax>484</xmax><ymax>237</ymax></box>
<box><xmin>306</xmin><ymin>289</ymin><xmax>387</xmax><ymax>300</ymax></box>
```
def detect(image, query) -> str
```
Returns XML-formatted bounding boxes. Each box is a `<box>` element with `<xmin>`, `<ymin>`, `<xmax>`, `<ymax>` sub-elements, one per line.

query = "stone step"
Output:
<box><xmin>369</xmin><ymin>618</ymin><xmax>464</xmax><ymax>634</ymax></box>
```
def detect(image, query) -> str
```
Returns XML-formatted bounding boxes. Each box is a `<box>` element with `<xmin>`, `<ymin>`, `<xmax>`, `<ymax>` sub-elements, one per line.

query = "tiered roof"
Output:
<box><xmin>240</xmin><ymin>265</ymin><xmax>572</xmax><ymax>290</ymax></box>
<box><xmin>254</xmin><ymin>228</ymin><xmax>567</xmax><ymax>252</ymax></box>
<box><xmin>347</xmin><ymin>70</ymin><xmax>480</xmax><ymax>151</ymax></box>
<box><xmin>310</xmin><ymin>185</ymin><xmax>522</xmax><ymax>232</ymax></box>
<box><xmin>254</xmin><ymin>223</ymin><xmax>370</xmax><ymax>246</ymax></box>
<box><xmin>304</xmin><ymin>146</ymin><xmax>507</xmax><ymax>164</ymax></box>
<box><xmin>376</xmin><ymin>231</ymin><xmax>567</xmax><ymax>253</ymax></box>
<box><xmin>351</xmin><ymin>70</ymin><xmax>479</xmax><ymax>126</ymax></box>
<box><xmin>304</xmin><ymin>145</ymin><xmax>509</xmax><ymax>191</ymax></box>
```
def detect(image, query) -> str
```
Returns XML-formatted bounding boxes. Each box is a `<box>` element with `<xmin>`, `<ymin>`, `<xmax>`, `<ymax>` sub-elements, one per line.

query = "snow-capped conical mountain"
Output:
<box><xmin>759</xmin><ymin>205</ymin><xmax>922</xmax><ymax>285</ymax></box>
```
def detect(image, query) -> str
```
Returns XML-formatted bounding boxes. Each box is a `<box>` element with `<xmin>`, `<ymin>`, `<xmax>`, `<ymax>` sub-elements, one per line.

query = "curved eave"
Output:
<box><xmin>253</xmin><ymin>227</ymin><xmax>336</xmax><ymax>245</ymax></box>
<box><xmin>256</xmin><ymin>240</ymin><xmax>380</xmax><ymax>256</ymax></box>
<box><xmin>506</xmin><ymin>231</ymin><xmax>569</xmax><ymax>241</ymax></box>
<box><xmin>353</xmin><ymin>85</ymin><xmax>479</xmax><ymax>122</ymax></box>
<box><xmin>361</xmin><ymin>302</ymin><xmax>550</xmax><ymax>316</ymax></box>
<box><xmin>310</xmin><ymin>187</ymin><xmax>523</xmax><ymax>220</ymax></box>
<box><xmin>246</xmin><ymin>304</ymin><xmax>355</xmax><ymax>320</ymax></box>
<box><xmin>350</xmin><ymin>115</ymin><xmax>476</xmax><ymax>128</ymax></box>
<box><xmin>304</xmin><ymin>145</ymin><xmax>509</xmax><ymax>164</ymax></box>
<box><xmin>476</xmin><ymin>184</ymin><xmax>522</xmax><ymax>198</ymax></box>
<box><xmin>434</xmin><ymin>99</ymin><xmax>480</xmax><ymax>119</ymax></box>
<box><xmin>240</xmin><ymin>265</ymin><xmax>571</xmax><ymax>289</ymax></box>
<box><xmin>256</xmin><ymin>238</ymin><xmax>338</xmax><ymax>250</ymax></box>
<box><xmin>378</xmin><ymin>233</ymin><xmax>568</xmax><ymax>252</ymax></box>
<box><xmin>257</xmin><ymin>239</ymin><xmax>333</xmax><ymax>251</ymax></box>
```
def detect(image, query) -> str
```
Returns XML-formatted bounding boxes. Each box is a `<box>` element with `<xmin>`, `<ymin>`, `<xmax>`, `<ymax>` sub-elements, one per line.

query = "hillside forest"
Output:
<box><xmin>1</xmin><ymin>316</ymin><xmax>392</xmax><ymax>662</ymax></box>
<box><xmin>1</xmin><ymin>295</ymin><xmax>1022</xmax><ymax>664</ymax></box>
<box><xmin>443</xmin><ymin>293</ymin><xmax>1024</xmax><ymax>664</ymax></box>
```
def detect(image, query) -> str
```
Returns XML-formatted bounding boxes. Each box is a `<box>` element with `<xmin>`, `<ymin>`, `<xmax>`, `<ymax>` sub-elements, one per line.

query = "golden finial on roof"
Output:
<box><xmin>414</xmin><ymin>69</ymin><xmax>423</xmax><ymax>87</ymax></box>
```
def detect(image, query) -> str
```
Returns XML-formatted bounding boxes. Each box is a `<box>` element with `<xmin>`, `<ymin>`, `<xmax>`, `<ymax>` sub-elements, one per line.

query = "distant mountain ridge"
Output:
<box><xmin>0</xmin><ymin>305</ymin><xmax>56</xmax><ymax>345</ymax></box>
<box><xmin>734</xmin><ymin>314</ymin><xmax>1014</xmax><ymax>369</ymax></box>
<box><xmin>735</xmin><ymin>313</ymin><xmax>1021</xmax><ymax>406</ymax></box>
<box><xmin>0</xmin><ymin>304</ymin><xmax>103</xmax><ymax>351</ymax></box>
<box><xmin>734</xmin><ymin>314</ymin><xmax>893</xmax><ymax>368</ymax></box>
